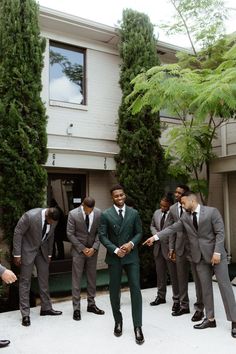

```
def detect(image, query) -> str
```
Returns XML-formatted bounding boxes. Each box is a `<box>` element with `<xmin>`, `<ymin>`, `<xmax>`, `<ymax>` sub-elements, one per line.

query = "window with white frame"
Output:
<box><xmin>49</xmin><ymin>41</ymin><xmax>86</xmax><ymax>105</ymax></box>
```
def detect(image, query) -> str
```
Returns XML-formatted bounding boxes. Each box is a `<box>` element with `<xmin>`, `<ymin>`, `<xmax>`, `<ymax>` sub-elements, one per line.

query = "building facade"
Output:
<box><xmin>39</xmin><ymin>6</ymin><xmax>236</xmax><ymax>267</ymax></box>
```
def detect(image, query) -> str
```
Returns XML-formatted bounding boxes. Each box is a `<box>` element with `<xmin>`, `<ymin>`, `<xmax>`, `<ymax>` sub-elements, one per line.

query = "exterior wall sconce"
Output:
<box><xmin>67</xmin><ymin>123</ymin><xmax>73</xmax><ymax>135</ymax></box>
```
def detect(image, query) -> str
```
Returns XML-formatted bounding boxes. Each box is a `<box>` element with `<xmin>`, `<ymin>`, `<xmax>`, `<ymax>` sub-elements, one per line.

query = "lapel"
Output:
<box><xmin>109</xmin><ymin>206</ymin><xmax>122</xmax><ymax>224</ymax></box>
<box><xmin>107</xmin><ymin>205</ymin><xmax>128</xmax><ymax>235</ymax></box>
<box><xmin>198</xmin><ymin>205</ymin><xmax>205</xmax><ymax>234</ymax></box>
<box><xmin>36</xmin><ymin>209</ymin><xmax>43</xmax><ymax>238</ymax></box>
<box><xmin>184</xmin><ymin>211</ymin><xmax>198</xmax><ymax>236</ymax></box>
<box><xmin>155</xmin><ymin>209</ymin><xmax>162</xmax><ymax>229</ymax></box>
<box><xmin>119</xmin><ymin>205</ymin><xmax>131</xmax><ymax>233</ymax></box>
<box><xmin>78</xmin><ymin>207</ymin><xmax>87</xmax><ymax>232</ymax></box>
<box><xmin>90</xmin><ymin>208</ymin><xmax>98</xmax><ymax>235</ymax></box>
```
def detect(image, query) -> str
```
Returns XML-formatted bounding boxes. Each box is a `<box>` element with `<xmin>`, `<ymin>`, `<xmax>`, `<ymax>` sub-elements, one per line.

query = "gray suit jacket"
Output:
<box><xmin>150</xmin><ymin>209</ymin><xmax>172</xmax><ymax>260</ymax></box>
<box><xmin>67</xmin><ymin>206</ymin><xmax>101</xmax><ymax>257</ymax></box>
<box><xmin>157</xmin><ymin>205</ymin><xmax>227</xmax><ymax>264</ymax></box>
<box><xmin>0</xmin><ymin>264</ymin><xmax>6</xmax><ymax>277</ymax></box>
<box><xmin>13</xmin><ymin>208</ymin><xmax>56</xmax><ymax>265</ymax></box>
<box><xmin>168</xmin><ymin>202</ymin><xmax>190</xmax><ymax>256</ymax></box>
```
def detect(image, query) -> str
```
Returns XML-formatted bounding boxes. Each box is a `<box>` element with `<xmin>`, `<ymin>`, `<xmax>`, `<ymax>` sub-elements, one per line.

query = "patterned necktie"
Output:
<box><xmin>160</xmin><ymin>211</ymin><xmax>167</xmax><ymax>230</ymax></box>
<box><xmin>192</xmin><ymin>212</ymin><xmax>198</xmax><ymax>230</ymax></box>
<box><xmin>118</xmin><ymin>209</ymin><xmax>123</xmax><ymax>221</ymax></box>
<box><xmin>85</xmin><ymin>214</ymin><xmax>89</xmax><ymax>230</ymax></box>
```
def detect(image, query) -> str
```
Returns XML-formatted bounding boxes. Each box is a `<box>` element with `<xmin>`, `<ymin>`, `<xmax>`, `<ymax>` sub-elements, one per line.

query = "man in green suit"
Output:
<box><xmin>99</xmin><ymin>184</ymin><xmax>144</xmax><ymax>345</ymax></box>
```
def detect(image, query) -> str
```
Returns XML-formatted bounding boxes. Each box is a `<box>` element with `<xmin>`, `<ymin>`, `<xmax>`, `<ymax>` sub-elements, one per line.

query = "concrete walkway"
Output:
<box><xmin>1</xmin><ymin>282</ymin><xmax>236</xmax><ymax>354</ymax></box>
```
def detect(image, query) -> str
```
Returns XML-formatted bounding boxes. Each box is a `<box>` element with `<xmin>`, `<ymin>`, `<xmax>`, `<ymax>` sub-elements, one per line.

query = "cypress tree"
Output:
<box><xmin>0</xmin><ymin>0</ymin><xmax>47</xmax><ymax>244</ymax></box>
<box><xmin>116</xmin><ymin>9</ymin><xmax>168</xmax><ymax>286</ymax></box>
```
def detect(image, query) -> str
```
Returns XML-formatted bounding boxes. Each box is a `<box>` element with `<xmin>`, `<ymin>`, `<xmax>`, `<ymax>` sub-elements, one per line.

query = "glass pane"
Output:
<box><xmin>49</xmin><ymin>42</ymin><xmax>85</xmax><ymax>105</ymax></box>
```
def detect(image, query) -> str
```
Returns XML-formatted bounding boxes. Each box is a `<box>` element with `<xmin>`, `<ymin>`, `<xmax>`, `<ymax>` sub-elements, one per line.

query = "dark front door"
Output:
<box><xmin>47</xmin><ymin>172</ymin><xmax>86</xmax><ymax>260</ymax></box>
<box><xmin>47</xmin><ymin>173</ymin><xmax>86</xmax><ymax>215</ymax></box>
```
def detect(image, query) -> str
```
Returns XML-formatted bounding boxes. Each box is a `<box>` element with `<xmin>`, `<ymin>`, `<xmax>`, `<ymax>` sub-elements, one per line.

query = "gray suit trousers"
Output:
<box><xmin>196</xmin><ymin>258</ymin><xmax>236</xmax><ymax>321</ymax></box>
<box><xmin>19</xmin><ymin>251</ymin><xmax>52</xmax><ymax>316</ymax></box>
<box><xmin>190</xmin><ymin>262</ymin><xmax>204</xmax><ymax>312</ymax></box>
<box><xmin>72</xmin><ymin>253</ymin><xmax>98</xmax><ymax>311</ymax></box>
<box><xmin>154</xmin><ymin>253</ymin><xmax>179</xmax><ymax>302</ymax></box>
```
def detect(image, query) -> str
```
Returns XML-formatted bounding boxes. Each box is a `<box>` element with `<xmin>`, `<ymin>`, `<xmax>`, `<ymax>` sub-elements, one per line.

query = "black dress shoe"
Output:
<box><xmin>40</xmin><ymin>309</ymin><xmax>62</xmax><ymax>316</ymax></box>
<box><xmin>172</xmin><ymin>307</ymin><xmax>190</xmax><ymax>316</ymax></box>
<box><xmin>134</xmin><ymin>327</ymin><xmax>144</xmax><ymax>345</ymax></box>
<box><xmin>150</xmin><ymin>297</ymin><xmax>166</xmax><ymax>306</ymax></box>
<box><xmin>194</xmin><ymin>318</ymin><xmax>216</xmax><ymax>329</ymax></box>
<box><xmin>191</xmin><ymin>310</ymin><xmax>204</xmax><ymax>322</ymax></box>
<box><xmin>87</xmin><ymin>305</ymin><xmax>105</xmax><ymax>315</ymax></box>
<box><xmin>0</xmin><ymin>340</ymin><xmax>10</xmax><ymax>348</ymax></box>
<box><xmin>172</xmin><ymin>302</ymin><xmax>180</xmax><ymax>312</ymax></box>
<box><xmin>114</xmin><ymin>322</ymin><xmax>122</xmax><ymax>337</ymax></box>
<box><xmin>22</xmin><ymin>316</ymin><xmax>31</xmax><ymax>326</ymax></box>
<box><xmin>231</xmin><ymin>322</ymin><xmax>236</xmax><ymax>338</ymax></box>
<box><xmin>73</xmin><ymin>310</ymin><xmax>81</xmax><ymax>321</ymax></box>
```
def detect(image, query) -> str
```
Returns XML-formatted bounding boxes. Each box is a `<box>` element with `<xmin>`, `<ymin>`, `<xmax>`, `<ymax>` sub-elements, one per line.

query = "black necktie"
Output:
<box><xmin>118</xmin><ymin>209</ymin><xmax>123</xmax><ymax>221</ymax></box>
<box><xmin>192</xmin><ymin>212</ymin><xmax>198</xmax><ymax>230</ymax></box>
<box><xmin>160</xmin><ymin>211</ymin><xmax>167</xmax><ymax>230</ymax></box>
<box><xmin>85</xmin><ymin>214</ymin><xmax>89</xmax><ymax>230</ymax></box>
<box><xmin>42</xmin><ymin>219</ymin><xmax>48</xmax><ymax>239</ymax></box>
<box><xmin>180</xmin><ymin>205</ymin><xmax>183</xmax><ymax>217</ymax></box>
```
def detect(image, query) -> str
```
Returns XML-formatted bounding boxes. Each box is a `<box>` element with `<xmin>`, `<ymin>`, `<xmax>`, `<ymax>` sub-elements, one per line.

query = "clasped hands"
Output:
<box><xmin>83</xmin><ymin>248</ymin><xmax>96</xmax><ymax>257</ymax></box>
<box><xmin>117</xmin><ymin>242</ymin><xmax>133</xmax><ymax>258</ymax></box>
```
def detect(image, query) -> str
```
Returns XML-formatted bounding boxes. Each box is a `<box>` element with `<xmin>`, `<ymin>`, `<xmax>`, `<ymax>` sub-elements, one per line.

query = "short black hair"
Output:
<box><xmin>161</xmin><ymin>192</ymin><xmax>174</xmax><ymax>205</ymax></box>
<box><xmin>110</xmin><ymin>184</ymin><xmax>124</xmax><ymax>195</ymax></box>
<box><xmin>83</xmin><ymin>197</ymin><xmax>95</xmax><ymax>208</ymax></box>
<box><xmin>177</xmin><ymin>184</ymin><xmax>190</xmax><ymax>192</ymax></box>
<box><xmin>47</xmin><ymin>207</ymin><xmax>60</xmax><ymax>221</ymax></box>
<box><xmin>181</xmin><ymin>190</ymin><xmax>196</xmax><ymax>198</ymax></box>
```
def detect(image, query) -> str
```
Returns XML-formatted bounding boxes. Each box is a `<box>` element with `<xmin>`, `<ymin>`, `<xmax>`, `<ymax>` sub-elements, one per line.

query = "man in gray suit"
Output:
<box><xmin>13</xmin><ymin>207</ymin><xmax>62</xmax><ymax>326</ymax></box>
<box><xmin>144</xmin><ymin>191</ymin><xmax>236</xmax><ymax>338</ymax></box>
<box><xmin>168</xmin><ymin>185</ymin><xmax>204</xmax><ymax>321</ymax></box>
<box><xmin>149</xmin><ymin>194</ymin><xmax>180</xmax><ymax>313</ymax></box>
<box><xmin>67</xmin><ymin>197</ymin><xmax>104</xmax><ymax>321</ymax></box>
<box><xmin>0</xmin><ymin>264</ymin><xmax>17</xmax><ymax>347</ymax></box>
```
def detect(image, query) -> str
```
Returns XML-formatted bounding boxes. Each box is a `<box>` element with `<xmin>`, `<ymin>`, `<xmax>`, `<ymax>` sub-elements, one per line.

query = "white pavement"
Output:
<box><xmin>1</xmin><ymin>282</ymin><xmax>236</xmax><ymax>354</ymax></box>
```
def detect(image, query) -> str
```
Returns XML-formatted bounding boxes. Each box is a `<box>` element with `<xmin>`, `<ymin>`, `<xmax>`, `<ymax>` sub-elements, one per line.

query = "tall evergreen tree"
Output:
<box><xmin>0</xmin><ymin>0</ymin><xmax>48</xmax><ymax>244</ymax></box>
<box><xmin>116</xmin><ymin>9</ymin><xmax>168</xmax><ymax>286</ymax></box>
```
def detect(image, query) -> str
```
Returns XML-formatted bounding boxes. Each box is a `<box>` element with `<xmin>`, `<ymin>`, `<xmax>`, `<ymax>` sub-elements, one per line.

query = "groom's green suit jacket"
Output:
<box><xmin>99</xmin><ymin>205</ymin><xmax>142</xmax><ymax>265</ymax></box>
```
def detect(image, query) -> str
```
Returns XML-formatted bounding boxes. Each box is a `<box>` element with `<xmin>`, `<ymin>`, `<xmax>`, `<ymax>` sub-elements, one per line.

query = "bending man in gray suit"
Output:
<box><xmin>67</xmin><ymin>197</ymin><xmax>104</xmax><ymax>321</ymax></box>
<box><xmin>0</xmin><ymin>264</ymin><xmax>17</xmax><ymax>348</ymax></box>
<box><xmin>13</xmin><ymin>207</ymin><xmax>62</xmax><ymax>327</ymax></box>
<box><xmin>144</xmin><ymin>191</ymin><xmax>236</xmax><ymax>338</ymax></box>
